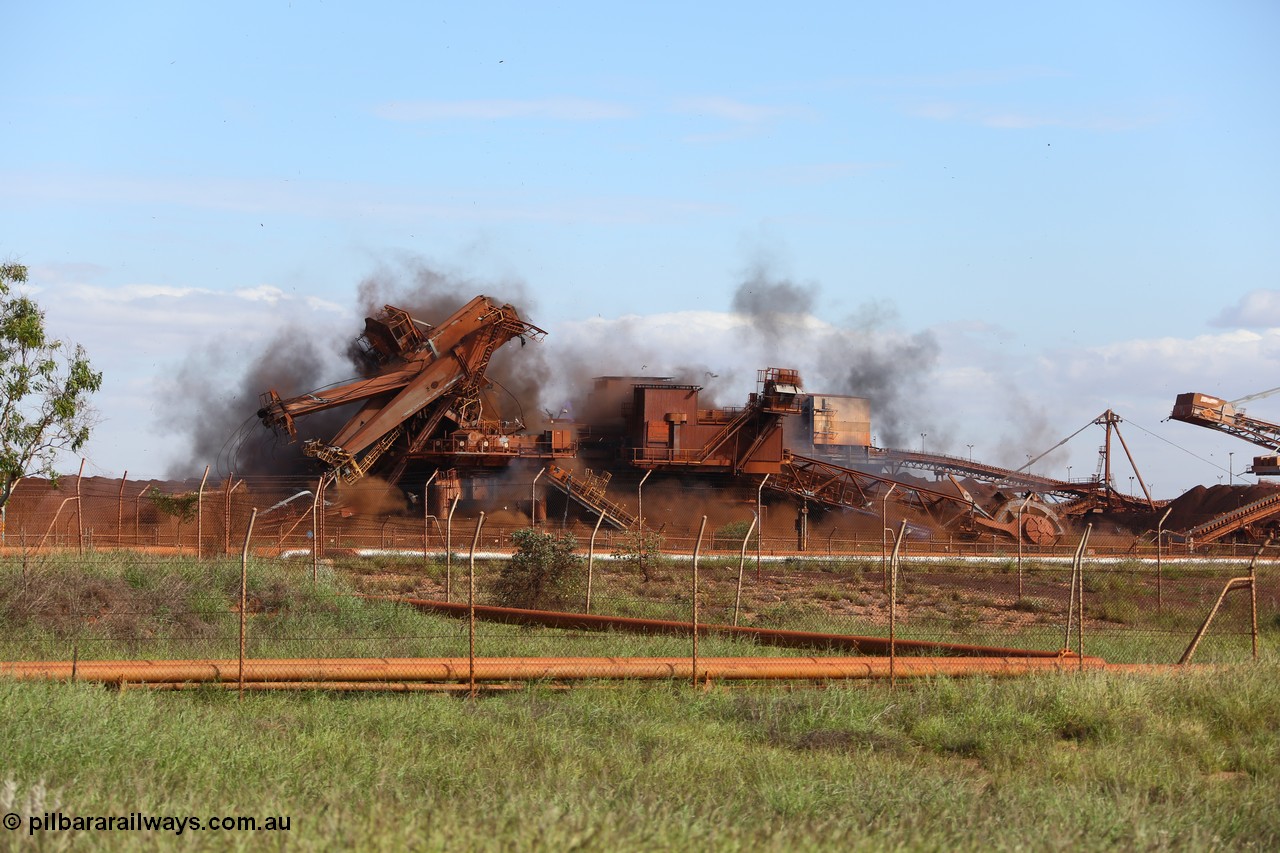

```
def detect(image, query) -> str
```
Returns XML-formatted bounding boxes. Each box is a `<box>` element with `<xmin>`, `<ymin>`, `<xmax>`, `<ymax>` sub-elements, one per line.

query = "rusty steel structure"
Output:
<box><xmin>627</xmin><ymin>368</ymin><xmax>803</xmax><ymax>474</ymax></box>
<box><xmin>1166</xmin><ymin>391</ymin><xmax>1280</xmax><ymax>543</ymax></box>
<box><xmin>771</xmin><ymin>453</ymin><xmax>1070</xmax><ymax>545</ymax></box>
<box><xmin>543</xmin><ymin>465</ymin><xmax>636</xmax><ymax>529</ymax></box>
<box><xmin>254</xmin><ymin>294</ymin><xmax>1233</xmax><ymax>546</ymax></box>
<box><xmin>1171</xmin><ymin>391</ymin><xmax>1280</xmax><ymax>476</ymax></box>
<box><xmin>259</xmin><ymin>296</ymin><xmax>549</xmax><ymax>484</ymax></box>
<box><xmin>381</xmin><ymin>596</ymin><xmax>1070</xmax><ymax>657</ymax></box>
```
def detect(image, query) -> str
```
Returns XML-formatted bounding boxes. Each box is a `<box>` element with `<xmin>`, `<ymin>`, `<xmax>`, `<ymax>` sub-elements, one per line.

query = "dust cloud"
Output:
<box><xmin>729</xmin><ymin>263</ymin><xmax>940</xmax><ymax>448</ymax></box>
<box><xmin>166</xmin><ymin>251</ymin><xmax>1035</xmax><ymax>479</ymax></box>
<box><xmin>164</xmin><ymin>328</ymin><xmax>352</xmax><ymax>478</ymax></box>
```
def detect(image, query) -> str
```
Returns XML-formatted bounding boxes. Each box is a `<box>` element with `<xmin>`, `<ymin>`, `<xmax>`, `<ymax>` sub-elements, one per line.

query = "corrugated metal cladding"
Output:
<box><xmin>808</xmin><ymin>395</ymin><xmax>872</xmax><ymax>447</ymax></box>
<box><xmin>624</xmin><ymin>383</ymin><xmax>788</xmax><ymax>470</ymax></box>
<box><xmin>739</xmin><ymin>429</ymin><xmax>786</xmax><ymax>474</ymax></box>
<box><xmin>586</xmin><ymin>376</ymin><xmax>671</xmax><ymax>427</ymax></box>
<box><xmin>629</xmin><ymin>385</ymin><xmax>700</xmax><ymax>446</ymax></box>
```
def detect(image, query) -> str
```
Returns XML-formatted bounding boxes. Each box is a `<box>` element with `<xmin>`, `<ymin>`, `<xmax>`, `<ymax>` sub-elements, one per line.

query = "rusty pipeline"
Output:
<box><xmin>0</xmin><ymin>655</ymin><xmax>1106</xmax><ymax>686</ymax></box>
<box><xmin>373</xmin><ymin>596</ymin><xmax>1069</xmax><ymax>658</ymax></box>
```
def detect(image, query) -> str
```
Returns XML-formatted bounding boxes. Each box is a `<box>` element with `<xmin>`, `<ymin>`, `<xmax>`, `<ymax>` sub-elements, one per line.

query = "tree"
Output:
<box><xmin>146</xmin><ymin>487</ymin><xmax>200</xmax><ymax>541</ymax></box>
<box><xmin>490</xmin><ymin>528</ymin><xmax>583</xmax><ymax>610</ymax></box>
<box><xmin>146</xmin><ymin>487</ymin><xmax>199</xmax><ymax>523</ymax></box>
<box><xmin>610</xmin><ymin>528</ymin><xmax>666</xmax><ymax>582</ymax></box>
<box><xmin>715</xmin><ymin>519</ymin><xmax>758</xmax><ymax>551</ymax></box>
<box><xmin>0</xmin><ymin>262</ymin><xmax>103</xmax><ymax>508</ymax></box>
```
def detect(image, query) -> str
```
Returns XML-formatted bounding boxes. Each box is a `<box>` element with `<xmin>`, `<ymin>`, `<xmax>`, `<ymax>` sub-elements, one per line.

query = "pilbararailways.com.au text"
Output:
<box><xmin>5</xmin><ymin>811</ymin><xmax>291</xmax><ymax>836</ymax></box>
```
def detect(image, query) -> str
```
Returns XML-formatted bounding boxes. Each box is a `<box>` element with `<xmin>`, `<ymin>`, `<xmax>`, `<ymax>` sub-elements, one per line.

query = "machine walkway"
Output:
<box><xmin>1185</xmin><ymin>490</ymin><xmax>1280</xmax><ymax>545</ymax></box>
<box><xmin>545</xmin><ymin>464</ymin><xmax>637</xmax><ymax>530</ymax></box>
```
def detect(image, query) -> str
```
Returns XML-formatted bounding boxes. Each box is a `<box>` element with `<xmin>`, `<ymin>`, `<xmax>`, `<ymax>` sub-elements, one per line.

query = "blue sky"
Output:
<box><xmin>2</xmin><ymin>1</ymin><xmax>1278</xmax><ymax>493</ymax></box>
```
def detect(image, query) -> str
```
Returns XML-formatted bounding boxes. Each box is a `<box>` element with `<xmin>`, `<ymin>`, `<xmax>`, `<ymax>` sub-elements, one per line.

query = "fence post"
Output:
<box><xmin>586</xmin><ymin>507</ymin><xmax>606</xmax><ymax>613</ymax></box>
<box><xmin>75</xmin><ymin>458</ymin><xmax>85</xmax><ymax>556</ymax></box>
<box><xmin>532</xmin><ymin>467</ymin><xmax>546</xmax><ymax>529</ymax></box>
<box><xmin>1016</xmin><ymin>494</ymin><xmax>1031</xmax><ymax>599</ymax></box>
<box><xmin>1064</xmin><ymin>524</ymin><xmax>1092</xmax><ymax>666</ymax></box>
<box><xmin>733</xmin><ymin>512</ymin><xmax>759</xmax><ymax>627</ymax></box>
<box><xmin>134</xmin><ymin>484</ymin><xmax>148</xmax><ymax>549</ymax></box>
<box><xmin>468</xmin><ymin>512</ymin><xmax>486</xmax><ymax>698</ymax></box>
<box><xmin>422</xmin><ymin>470</ymin><xmax>437</xmax><ymax>570</ymax></box>
<box><xmin>239</xmin><ymin>508</ymin><xmax>258</xmax><ymax>702</ymax></box>
<box><xmin>116</xmin><ymin>471</ymin><xmax>127</xmax><ymax>549</ymax></box>
<box><xmin>195</xmin><ymin>464</ymin><xmax>209</xmax><ymax>561</ymax></box>
<box><xmin>222</xmin><ymin>475</ymin><xmax>237</xmax><ymax>555</ymax></box>
<box><xmin>756</xmin><ymin>474</ymin><xmax>769</xmax><ymax>581</ymax></box>
<box><xmin>1251</xmin><ymin>546</ymin><xmax>1260</xmax><ymax>661</ymax></box>
<box><xmin>446</xmin><ymin>496</ymin><xmax>460</xmax><ymax>602</ymax></box>
<box><xmin>1156</xmin><ymin>507</ymin><xmax>1171</xmax><ymax>612</ymax></box>
<box><xmin>881</xmin><ymin>484</ymin><xmax>896</xmax><ymax>592</ymax></box>
<box><xmin>1178</xmin><ymin>540</ymin><xmax>1267</xmax><ymax>666</ymax></box>
<box><xmin>889</xmin><ymin>520</ymin><xmax>907</xmax><ymax>689</ymax></box>
<box><xmin>631</xmin><ymin>470</ymin><xmax>652</xmax><ymax>579</ymax></box>
<box><xmin>311</xmin><ymin>476</ymin><xmax>325</xmax><ymax>583</ymax></box>
<box><xmin>691</xmin><ymin>516</ymin><xmax>707</xmax><ymax>689</ymax></box>
<box><xmin>1077</xmin><ymin>527</ymin><xmax>1090</xmax><ymax>668</ymax></box>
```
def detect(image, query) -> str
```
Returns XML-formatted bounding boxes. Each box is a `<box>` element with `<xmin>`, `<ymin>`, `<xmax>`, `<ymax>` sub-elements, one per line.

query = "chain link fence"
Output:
<box><xmin>1</xmin><ymin>475</ymin><xmax>1276</xmax><ymax>688</ymax></box>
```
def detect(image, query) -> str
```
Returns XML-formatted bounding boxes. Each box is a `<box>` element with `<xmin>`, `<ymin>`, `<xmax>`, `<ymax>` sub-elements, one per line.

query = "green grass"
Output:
<box><xmin>2</xmin><ymin>666</ymin><xmax>1279</xmax><ymax>850</ymax></box>
<box><xmin>1</xmin><ymin>552</ymin><xmax>1279</xmax><ymax>849</ymax></box>
<box><xmin>2</xmin><ymin>552</ymin><xmax>1276</xmax><ymax>665</ymax></box>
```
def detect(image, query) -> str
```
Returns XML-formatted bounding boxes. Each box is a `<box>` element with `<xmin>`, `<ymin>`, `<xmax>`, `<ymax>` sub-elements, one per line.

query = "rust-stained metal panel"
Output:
<box><xmin>1170</xmin><ymin>392</ymin><xmax>1237</xmax><ymax>427</ymax></box>
<box><xmin>808</xmin><ymin>394</ymin><xmax>872</xmax><ymax>447</ymax></box>
<box><xmin>259</xmin><ymin>295</ymin><xmax>545</xmax><ymax>484</ymax></box>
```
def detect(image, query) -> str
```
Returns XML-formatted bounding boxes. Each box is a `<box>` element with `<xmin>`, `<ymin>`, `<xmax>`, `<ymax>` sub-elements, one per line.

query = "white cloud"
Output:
<box><xmin>1051</xmin><ymin>329</ymin><xmax>1280</xmax><ymax>393</ymax></box>
<box><xmin>70</xmin><ymin>283</ymin><xmax>210</xmax><ymax>302</ymax></box>
<box><xmin>234</xmin><ymin>284</ymin><xmax>285</xmax><ymax>304</ymax></box>
<box><xmin>27</xmin><ymin>276</ymin><xmax>361</xmax><ymax>478</ymax></box>
<box><xmin>866</xmin><ymin>67</ymin><xmax>1068</xmax><ymax>89</ymax></box>
<box><xmin>908</xmin><ymin>100</ymin><xmax>1163</xmax><ymax>132</ymax></box>
<box><xmin>25</xmin><ymin>280</ymin><xmax>1274</xmax><ymax>493</ymax></box>
<box><xmin>0</xmin><ymin>170</ymin><xmax>715</xmax><ymax>228</ymax></box>
<box><xmin>1210</xmin><ymin>289</ymin><xmax>1280</xmax><ymax>329</ymax></box>
<box><xmin>1000</xmin><ymin>327</ymin><xmax>1280</xmax><ymax>491</ymax></box>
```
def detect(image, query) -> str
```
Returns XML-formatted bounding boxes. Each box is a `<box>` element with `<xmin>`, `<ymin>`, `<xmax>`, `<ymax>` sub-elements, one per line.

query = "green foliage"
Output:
<box><xmin>715</xmin><ymin>519</ymin><xmax>759</xmax><ymax>549</ymax></box>
<box><xmin>1012</xmin><ymin>597</ymin><xmax>1044</xmax><ymax>613</ymax></box>
<box><xmin>146</xmin><ymin>487</ymin><xmax>200</xmax><ymax>523</ymax></box>
<box><xmin>4</xmin><ymin>665</ymin><xmax>1280</xmax><ymax>849</ymax></box>
<box><xmin>490</xmin><ymin>527</ymin><xmax>584</xmax><ymax>609</ymax></box>
<box><xmin>610</xmin><ymin>528</ymin><xmax>666</xmax><ymax>581</ymax></box>
<box><xmin>0</xmin><ymin>262</ymin><xmax>103</xmax><ymax>507</ymax></box>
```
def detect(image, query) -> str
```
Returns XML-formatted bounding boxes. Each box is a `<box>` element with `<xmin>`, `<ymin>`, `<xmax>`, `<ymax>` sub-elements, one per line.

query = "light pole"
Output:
<box><xmin>967</xmin><ymin>444</ymin><xmax>974</xmax><ymax>462</ymax></box>
<box><xmin>1128</xmin><ymin>475</ymin><xmax>1135</xmax><ymax>495</ymax></box>
<box><xmin>1229</xmin><ymin>452</ymin><xmax>1234</xmax><ymax>485</ymax></box>
<box><xmin>920</xmin><ymin>432</ymin><xmax>927</xmax><ymax>453</ymax></box>
<box><xmin>1067</xmin><ymin>465</ymin><xmax>1073</xmax><ymax>482</ymax></box>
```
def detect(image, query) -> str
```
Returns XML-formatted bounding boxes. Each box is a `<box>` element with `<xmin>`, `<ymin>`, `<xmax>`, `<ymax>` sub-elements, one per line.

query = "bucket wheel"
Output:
<box><xmin>990</xmin><ymin>496</ymin><xmax>1065</xmax><ymax>545</ymax></box>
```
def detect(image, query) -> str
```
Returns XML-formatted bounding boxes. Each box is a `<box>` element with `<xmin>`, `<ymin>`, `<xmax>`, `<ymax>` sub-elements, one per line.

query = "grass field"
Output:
<box><xmin>3</xmin><ymin>666</ymin><xmax>1279</xmax><ymax>851</ymax></box>
<box><xmin>2</xmin><ymin>552</ymin><xmax>1278</xmax><ymax>850</ymax></box>
<box><xmin>3</xmin><ymin>549</ymin><xmax>1273</xmax><ymax>664</ymax></box>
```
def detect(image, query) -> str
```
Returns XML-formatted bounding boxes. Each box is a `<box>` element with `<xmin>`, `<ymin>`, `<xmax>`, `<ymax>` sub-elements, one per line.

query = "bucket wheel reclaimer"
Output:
<box><xmin>972</xmin><ymin>496</ymin><xmax>1066</xmax><ymax>545</ymax></box>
